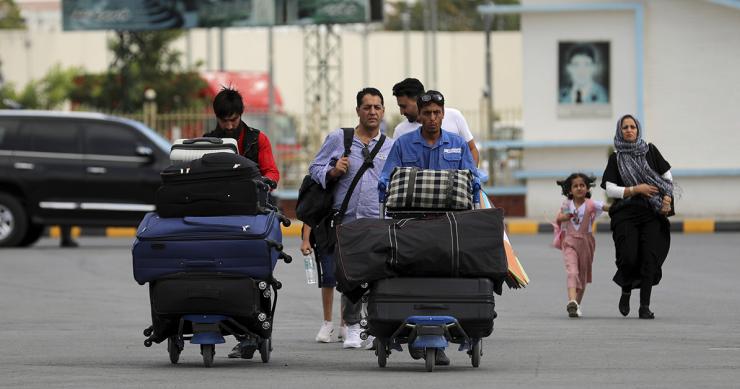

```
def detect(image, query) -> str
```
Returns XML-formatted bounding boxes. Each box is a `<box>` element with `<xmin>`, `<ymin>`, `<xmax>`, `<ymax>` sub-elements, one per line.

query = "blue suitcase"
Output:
<box><xmin>132</xmin><ymin>212</ymin><xmax>283</xmax><ymax>284</ymax></box>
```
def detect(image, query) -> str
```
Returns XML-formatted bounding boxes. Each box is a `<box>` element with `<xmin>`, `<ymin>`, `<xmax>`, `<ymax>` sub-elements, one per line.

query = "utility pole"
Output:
<box><xmin>268</xmin><ymin>25</ymin><xmax>275</xmax><ymax>137</ymax></box>
<box><xmin>430</xmin><ymin>0</ymin><xmax>438</xmax><ymax>89</ymax></box>
<box><xmin>402</xmin><ymin>10</ymin><xmax>411</xmax><ymax>77</ymax></box>
<box><xmin>218</xmin><ymin>28</ymin><xmax>225</xmax><ymax>71</ymax></box>
<box><xmin>423</xmin><ymin>2</ymin><xmax>430</xmax><ymax>86</ymax></box>
<box><xmin>484</xmin><ymin>1</ymin><xmax>495</xmax><ymax>185</ymax></box>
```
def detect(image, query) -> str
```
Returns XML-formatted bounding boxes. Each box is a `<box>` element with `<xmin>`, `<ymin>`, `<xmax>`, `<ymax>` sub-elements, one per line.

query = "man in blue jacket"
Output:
<box><xmin>380</xmin><ymin>90</ymin><xmax>478</xmax><ymax>192</ymax></box>
<box><xmin>378</xmin><ymin>90</ymin><xmax>478</xmax><ymax>366</ymax></box>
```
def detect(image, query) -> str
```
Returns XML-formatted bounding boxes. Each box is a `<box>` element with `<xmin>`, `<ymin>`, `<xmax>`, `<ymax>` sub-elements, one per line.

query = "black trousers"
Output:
<box><xmin>611</xmin><ymin>206</ymin><xmax>670</xmax><ymax>306</ymax></box>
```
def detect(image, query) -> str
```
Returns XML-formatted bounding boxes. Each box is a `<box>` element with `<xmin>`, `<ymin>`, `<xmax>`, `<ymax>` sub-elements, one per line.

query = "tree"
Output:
<box><xmin>0</xmin><ymin>0</ymin><xmax>25</xmax><ymax>29</ymax></box>
<box><xmin>70</xmin><ymin>30</ymin><xmax>207</xmax><ymax>113</ymax></box>
<box><xmin>384</xmin><ymin>0</ymin><xmax>520</xmax><ymax>32</ymax></box>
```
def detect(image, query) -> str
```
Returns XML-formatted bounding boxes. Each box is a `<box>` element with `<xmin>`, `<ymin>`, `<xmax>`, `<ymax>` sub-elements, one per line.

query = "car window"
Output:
<box><xmin>83</xmin><ymin>122</ymin><xmax>143</xmax><ymax>156</ymax></box>
<box><xmin>16</xmin><ymin>120</ymin><xmax>81</xmax><ymax>153</ymax></box>
<box><xmin>0</xmin><ymin>118</ymin><xmax>19</xmax><ymax>149</ymax></box>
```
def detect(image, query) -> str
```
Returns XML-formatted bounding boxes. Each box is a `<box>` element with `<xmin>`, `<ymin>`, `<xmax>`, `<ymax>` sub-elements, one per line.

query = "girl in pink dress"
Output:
<box><xmin>554</xmin><ymin>173</ymin><xmax>609</xmax><ymax>318</ymax></box>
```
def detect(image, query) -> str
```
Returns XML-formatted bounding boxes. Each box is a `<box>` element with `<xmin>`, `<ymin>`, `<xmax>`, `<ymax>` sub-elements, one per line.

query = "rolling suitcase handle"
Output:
<box><xmin>413</xmin><ymin>303</ymin><xmax>450</xmax><ymax>310</ymax></box>
<box><xmin>182</xmin><ymin>259</ymin><xmax>219</xmax><ymax>267</ymax></box>
<box><xmin>182</xmin><ymin>137</ymin><xmax>224</xmax><ymax>145</ymax></box>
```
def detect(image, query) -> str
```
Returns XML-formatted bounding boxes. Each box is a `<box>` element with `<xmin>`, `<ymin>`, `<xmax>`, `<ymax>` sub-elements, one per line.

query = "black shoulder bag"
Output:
<box><xmin>295</xmin><ymin>128</ymin><xmax>354</xmax><ymax>227</ymax></box>
<box><xmin>313</xmin><ymin>134</ymin><xmax>387</xmax><ymax>253</ymax></box>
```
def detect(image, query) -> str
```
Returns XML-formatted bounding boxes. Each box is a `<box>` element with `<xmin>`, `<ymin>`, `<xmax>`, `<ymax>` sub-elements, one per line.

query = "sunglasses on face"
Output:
<box><xmin>621</xmin><ymin>124</ymin><xmax>637</xmax><ymax>130</ymax></box>
<box><xmin>419</xmin><ymin>93</ymin><xmax>444</xmax><ymax>104</ymax></box>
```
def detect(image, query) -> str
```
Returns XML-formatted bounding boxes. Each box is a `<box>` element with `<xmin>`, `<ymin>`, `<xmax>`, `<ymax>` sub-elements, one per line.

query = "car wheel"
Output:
<box><xmin>18</xmin><ymin>223</ymin><xmax>44</xmax><ymax>247</ymax></box>
<box><xmin>0</xmin><ymin>193</ymin><xmax>29</xmax><ymax>247</ymax></box>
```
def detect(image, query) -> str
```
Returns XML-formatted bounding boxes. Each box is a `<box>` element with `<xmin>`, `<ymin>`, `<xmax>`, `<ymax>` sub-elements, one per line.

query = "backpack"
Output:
<box><xmin>295</xmin><ymin>128</ymin><xmax>353</xmax><ymax>227</ymax></box>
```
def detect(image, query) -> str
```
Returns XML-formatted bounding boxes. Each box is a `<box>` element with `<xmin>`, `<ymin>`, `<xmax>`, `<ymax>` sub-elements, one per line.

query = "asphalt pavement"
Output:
<box><xmin>0</xmin><ymin>234</ymin><xmax>739</xmax><ymax>388</ymax></box>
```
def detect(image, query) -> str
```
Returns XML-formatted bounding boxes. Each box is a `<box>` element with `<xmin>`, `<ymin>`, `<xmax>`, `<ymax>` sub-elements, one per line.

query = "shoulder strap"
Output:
<box><xmin>337</xmin><ymin>134</ymin><xmax>387</xmax><ymax>217</ymax></box>
<box><xmin>342</xmin><ymin>128</ymin><xmax>353</xmax><ymax>157</ymax></box>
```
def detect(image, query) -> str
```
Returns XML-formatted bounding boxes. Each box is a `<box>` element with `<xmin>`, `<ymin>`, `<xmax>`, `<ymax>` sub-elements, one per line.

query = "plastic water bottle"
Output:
<box><xmin>304</xmin><ymin>255</ymin><xmax>317</xmax><ymax>285</ymax></box>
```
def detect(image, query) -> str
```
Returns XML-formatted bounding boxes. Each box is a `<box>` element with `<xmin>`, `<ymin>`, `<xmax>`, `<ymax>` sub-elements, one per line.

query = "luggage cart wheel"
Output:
<box><xmin>143</xmin><ymin>326</ymin><xmax>153</xmax><ymax>337</ymax></box>
<box><xmin>259</xmin><ymin>337</ymin><xmax>271</xmax><ymax>363</ymax></box>
<box><xmin>168</xmin><ymin>336</ymin><xmax>182</xmax><ymax>364</ymax></box>
<box><xmin>425</xmin><ymin>348</ymin><xmax>436</xmax><ymax>372</ymax></box>
<box><xmin>200</xmin><ymin>344</ymin><xmax>215</xmax><ymax>367</ymax></box>
<box><xmin>470</xmin><ymin>339</ymin><xmax>482</xmax><ymax>368</ymax></box>
<box><xmin>376</xmin><ymin>340</ymin><xmax>387</xmax><ymax>368</ymax></box>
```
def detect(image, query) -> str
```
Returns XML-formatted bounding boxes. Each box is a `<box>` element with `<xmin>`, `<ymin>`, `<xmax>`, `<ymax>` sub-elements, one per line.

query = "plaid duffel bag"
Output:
<box><xmin>386</xmin><ymin>167</ymin><xmax>473</xmax><ymax>210</ymax></box>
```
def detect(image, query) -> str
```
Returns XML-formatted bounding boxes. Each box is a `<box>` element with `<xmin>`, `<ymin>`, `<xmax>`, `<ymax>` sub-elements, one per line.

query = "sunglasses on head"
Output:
<box><xmin>419</xmin><ymin>93</ymin><xmax>444</xmax><ymax>104</ymax></box>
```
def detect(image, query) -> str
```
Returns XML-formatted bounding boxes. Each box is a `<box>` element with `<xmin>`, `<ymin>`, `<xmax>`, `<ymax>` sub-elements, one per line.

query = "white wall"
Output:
<box><xmin>520</xmin><ymin>0</ymin><xmax>740</xmax><ymax>219</ymax></box>
<box><xmin>520</xmin><ymin>3</ymin><xmax>637</xmax><ymax>218</ymax></box>
<box><xmin>0</xmin><ymin>27</ymin><xmax>523</xmax><ymax>139</ymax></box>
<box><xmin>644</xmin><ymin>0</ymin><xmax>740</xmax><ymax>169</ymax></box>
<box><xmin>0</xmin><ymin>30</ymin><xmax>110</xmax><ymax>86</ymax></box>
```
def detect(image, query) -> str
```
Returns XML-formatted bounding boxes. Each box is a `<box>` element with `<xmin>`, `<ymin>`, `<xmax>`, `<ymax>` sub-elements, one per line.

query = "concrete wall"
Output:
<box><xmin>0</xmin><ymin>27</ymin><xmax>523</xmax><ymax>139</ymax></box>
<box><xmin>520</xmin><ymin>0</ymin><xmax>740</xmax><ymax>219</ymax></box>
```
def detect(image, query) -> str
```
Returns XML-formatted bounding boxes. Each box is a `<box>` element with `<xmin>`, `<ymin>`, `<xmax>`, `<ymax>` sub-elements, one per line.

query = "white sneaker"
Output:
<box><xmin>567</xmin><ymin>300</ymin><xmax>579</xmax><ymax>318</ymax></box>
<box><xmin>337</xmin><ymin>325</ymin><xmax>347</xmax><ymax>342</ymax></box>
<box><xmin>576</xmin><ymin>306</ymin><xmax>583</xmax><ymax>317</ymax></box>
<box><xmin>364</xmin><ymin>335</ymin><xmax>376</xmax><ymax>350</ymax></box>
<box><xmin>315</xmin><ymin>321</ymin><xmax>334</xmax><ymax>343</ymax></box>
<box><xmin>342</xmin><ymin>324</ymin><xmax>363</xmax><ymax>349</ymax></box>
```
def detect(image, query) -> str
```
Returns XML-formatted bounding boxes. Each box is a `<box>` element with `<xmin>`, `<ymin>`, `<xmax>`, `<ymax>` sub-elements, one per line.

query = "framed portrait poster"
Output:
<box><xmin>557</xmin><ymin>41</ymin><xmax>611</xmax><ymax>118</ymax></box>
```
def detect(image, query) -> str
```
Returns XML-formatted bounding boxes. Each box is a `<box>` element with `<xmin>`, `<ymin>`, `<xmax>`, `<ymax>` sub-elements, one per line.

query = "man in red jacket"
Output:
<box><xmin>205</xmin><ymin>87</ymin><xmax>280</xmax><ymax>359</ymax></box>
<box><xmin>204</xmin><ymin>87</ymin><xmax>280</xmax><ymax>185</ymax></box>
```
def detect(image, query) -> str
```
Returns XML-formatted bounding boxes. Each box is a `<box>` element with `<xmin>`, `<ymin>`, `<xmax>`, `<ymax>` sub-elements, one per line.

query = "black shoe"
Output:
<box><xmin>228</xmin><ymin>341</ymin><xmax>257</xmax><ymax>359</ymax></box>
<box><xmin>638</xmin><ymin>306</ymin><xmax>655</xmax><ymax>319</ymax></box>
<box><xmin>61</xmin><ymin>240</ymin><xmax>79</xmax><ymax>248</ymax></box>
<box><xmin>409</xmin><ymin>347</ymin><xmax>424</xmax><ymax>360</ymax></box>
<box><xmin>619</xmin><ymin>292</ymin><xmax>631</xmax><ymax>316</ymax></box>
<box><xmin>434</xmin><ymin>349</ymin><xmax>450</xmax><ymax>366</ymax></box>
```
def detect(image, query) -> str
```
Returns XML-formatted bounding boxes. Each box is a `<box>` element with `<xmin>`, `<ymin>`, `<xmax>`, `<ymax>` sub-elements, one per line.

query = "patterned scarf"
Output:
<box><xmin>613</xmin><ymin>115</ymin><xmax>673</xmax><ymax>211</ymax></box>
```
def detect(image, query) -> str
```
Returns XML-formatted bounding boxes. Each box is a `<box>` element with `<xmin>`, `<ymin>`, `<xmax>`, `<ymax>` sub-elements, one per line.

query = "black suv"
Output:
<box><xmin>0</xmin><ymin>110</ymin><xmax>171</xmax><ymax>247</ymax></box>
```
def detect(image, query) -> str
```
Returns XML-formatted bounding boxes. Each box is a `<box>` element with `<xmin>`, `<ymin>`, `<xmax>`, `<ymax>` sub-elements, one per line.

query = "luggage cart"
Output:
<box><xmin>362</xmin><ymin>171</ymin><xmax>491</xmax><ymax>371</ymax></box>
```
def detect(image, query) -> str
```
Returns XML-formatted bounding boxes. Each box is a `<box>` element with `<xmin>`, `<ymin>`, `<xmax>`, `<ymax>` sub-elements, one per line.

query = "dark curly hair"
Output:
<box><xmin>557</xmin><ymin>172</ymin><xmax>596</xmax><ymax>199</ymax></box>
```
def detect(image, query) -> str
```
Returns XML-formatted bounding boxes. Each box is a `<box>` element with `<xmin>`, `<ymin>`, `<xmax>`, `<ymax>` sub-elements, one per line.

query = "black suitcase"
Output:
<box><xmin>147</xmin><ymin>273</ymin><xmax>272</xmax><ymax>342</ymax></box>
<box><xmin>156</xmin><ymin>152</ymin><xmax>270</xmax><ymax>217</ymax></box>
<box><xmin>149</xmin><ymin>273</ymin><xmax>266</xmax><ymax>317</ymax></box>
<box><xmin>367</xmin><ymin>277</ymin><xmax>496</xmax><ymax>339</ymax></box>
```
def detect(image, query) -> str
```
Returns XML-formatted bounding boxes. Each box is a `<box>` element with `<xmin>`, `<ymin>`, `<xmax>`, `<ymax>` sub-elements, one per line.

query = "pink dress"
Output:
<box><xmin>560</xmin><ymin>199</ymin><xmax>597</xmax><ymax>289</ymax></box>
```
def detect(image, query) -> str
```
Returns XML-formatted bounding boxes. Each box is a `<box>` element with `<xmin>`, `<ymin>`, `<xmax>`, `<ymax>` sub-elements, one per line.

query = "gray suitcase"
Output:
<box><xmin>170</xmin><ymin>137</ymin><xmax>238</xmax><ymax>164</ymax></box>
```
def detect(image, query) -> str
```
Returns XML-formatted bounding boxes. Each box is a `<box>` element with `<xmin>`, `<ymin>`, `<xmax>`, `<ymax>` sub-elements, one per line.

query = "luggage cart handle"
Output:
<box><xmin>378</xmin><ymin>182</ymin><xmax>387</xmax><ymax>219</ymax></box>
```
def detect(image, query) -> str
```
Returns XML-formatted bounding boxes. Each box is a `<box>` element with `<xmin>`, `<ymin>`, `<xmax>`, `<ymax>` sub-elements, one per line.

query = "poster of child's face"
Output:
<box><xmin>558</xmin><ymin>41</ymin><xmax>610</xmax><ymax>118</ymax></box>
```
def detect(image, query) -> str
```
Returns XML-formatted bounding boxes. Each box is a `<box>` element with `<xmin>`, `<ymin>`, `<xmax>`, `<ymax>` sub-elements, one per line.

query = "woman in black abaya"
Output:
<box><xmin>601</xmin><ymin>114</ymin><xmax>674</xmax><ymax>319</ymax></box>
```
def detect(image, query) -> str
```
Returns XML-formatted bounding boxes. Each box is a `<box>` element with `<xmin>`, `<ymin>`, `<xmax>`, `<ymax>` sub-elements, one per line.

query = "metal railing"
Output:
<box><xmin>75</xmin><ymin>105</ymin><xmax>523</xmax><ymax>195</ymax></box>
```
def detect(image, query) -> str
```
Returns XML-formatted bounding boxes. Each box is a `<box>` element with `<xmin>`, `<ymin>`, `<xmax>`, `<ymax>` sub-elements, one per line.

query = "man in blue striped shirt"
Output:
<box><xmin>308</xmin><ymin>87</ymin><xmax>395</xmax><ymax>350</ymax></box>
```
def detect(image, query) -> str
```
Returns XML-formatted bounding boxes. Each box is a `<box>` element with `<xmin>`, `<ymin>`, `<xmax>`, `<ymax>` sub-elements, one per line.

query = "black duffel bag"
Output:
<box><xmin>156</xmin><ymin>152</ymin><xmax>270</xmax><ymax>217</ymax></box>
<box><xmin>334</xmin><ymin>208</ymin><xmax>508</xmax><ymax>296</ymax></box>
